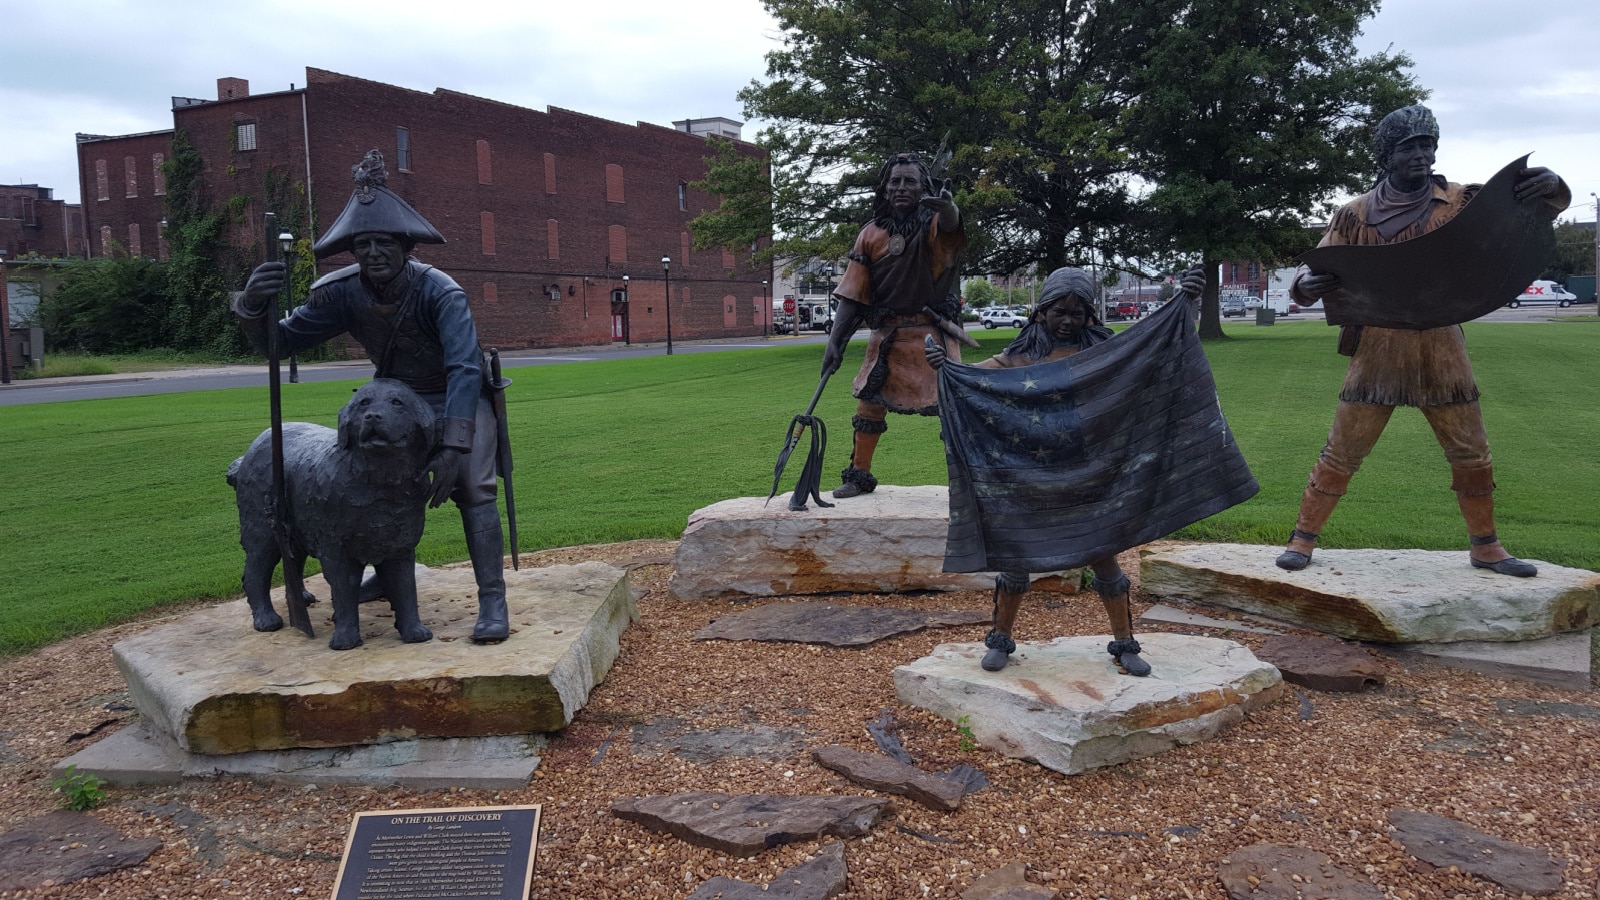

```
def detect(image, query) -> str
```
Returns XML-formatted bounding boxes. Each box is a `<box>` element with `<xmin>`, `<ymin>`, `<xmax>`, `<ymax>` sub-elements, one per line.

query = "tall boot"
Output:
<box><xmin>1276</xmin><ymin>461</ymin><xmax>1350</xmax><ymax>571</ymax></box>
<box><xmin>1453</xmin><ymin>465</ymin><xmax>1537</xmax><ymax>577</ymax></box>
<box><xmin>462</xmin><ymin>501</ymin><xmax>511</xmax><ymax>642</ymax></box>
<box><xmin>1093</xmin><ymin>562</ymin><xmax>1150</xmax><ymax>676</ymax></box>
<box><xmin>981</xmin><ymin>572</ymin><xmax>1029</xmax><ymax>672</ymax></box>
<box><xmin>834</xmin><ymin>416</ymin><xmax>886</xmax><ymax>499</ymax></box>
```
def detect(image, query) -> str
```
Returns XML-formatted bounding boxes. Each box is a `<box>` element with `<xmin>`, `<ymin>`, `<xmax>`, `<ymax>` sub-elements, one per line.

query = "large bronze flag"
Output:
<box><xmin>939</xmin><ymin>298</ymin><xmax>1258</xmax><ymax>574</ymax></box>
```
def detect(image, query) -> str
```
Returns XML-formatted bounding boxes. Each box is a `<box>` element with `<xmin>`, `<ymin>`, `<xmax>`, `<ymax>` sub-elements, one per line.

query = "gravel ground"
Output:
<box><xmin>2</xmin><ymin>539</ymin><xmax>1597</xmax><ymax>899</ymax></box>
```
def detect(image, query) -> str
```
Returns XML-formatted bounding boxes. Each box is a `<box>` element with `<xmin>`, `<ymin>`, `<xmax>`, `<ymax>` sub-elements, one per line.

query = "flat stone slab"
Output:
<box><xmin>1375</xmin><ymin>629</ymin><xmax>1593</xmax><ymax>691</ymax></box>
<box><xmin>1254</xmin><ymin>635</ymin><xmax>1387</xmax><ymax>692</ymax></box>
<box><xmin>1139</xmin><ymin>603</ymin><xmax>1284</xmax><ymax>635</ymax></box>
<box><xmin>1216</xmin><ymin>843</ymin><xmax>1382</xmax><ymax>899</ymax></box>
<box><xmin>696</xmin><ymin>601</ymin><xmax>989</xmax><ymax>648</ymax></box>
<box><xmin>0</xmin><ymin>810</ymin><xmax>162</xmax><ymax>892</ymax></box>
<box><xmin>114</xmin><ymin>562</ymin><xmax>637</xmax><ymax>754</ymax></box>
<box><xmin>687</xmin><ymin>842</ymin><xmax>847</xmax><ymax>899</ymax></box>
<box><xmin>1388</xmin><ymin>809</ymin><xmax>1565</xmax><ymax>895</ymax></box>
<box><xmin>1140</xmin><ymin>543</ymin><xmax>1599</xmax><ymax>643</ymax></box>
<box><xmin>53</xmin><ymin>722</ymin><xmax>544</xmax><ymax>789</ymax></box>
<box><xmin>894</xmin><ymin>634</ymin><xmax>1282</xmax><ymax>775</ymax></box>
<box><xmin>611</xmin><ymin>793</ymin><xmax>891</xmax><ymax>856</ymax></box>
<box><xmin>812</xmin><ymin>745</ymin><xmax>965</xmax><ymax>811</ymax></box>
<box><xmin>671</xmin><ymin>485</ymin><xmax>1078</xmax><ymax>599</ymax></box>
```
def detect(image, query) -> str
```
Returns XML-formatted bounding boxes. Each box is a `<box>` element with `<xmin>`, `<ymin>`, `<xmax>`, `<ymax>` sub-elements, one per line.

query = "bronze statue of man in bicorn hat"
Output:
<box><xmin>234</xmin><ymin>149</ymin><xmax>511</xmax><ymax>643</ymax></box>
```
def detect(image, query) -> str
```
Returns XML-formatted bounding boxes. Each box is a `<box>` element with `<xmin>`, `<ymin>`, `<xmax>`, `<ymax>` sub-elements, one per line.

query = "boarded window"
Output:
<box><xmin>477</xmin><ymin>140</ymin><xmax>492</xmax><ymax>184</ymax></box>
<box><xmin>547</xmin><ymin>219</ymin><xmax>559</xmax><ymax>260</ymax></box>
<box><xmin>157</xmin><ymin>222</ymin><xmax>169</xmax><ymax>260</ymax></box>
<box><xmin>127</xmin><ymin>223</ymin><xmax>141</xmax><ymax>257</ymax></box>
<box><xmin>722</xmin><ymin>247</ymin><xmax>736</xmax><ymax>269</ymax></box>
<box><xmin>483</xmin><ymin>282</ymin><xmax>498</xmax><ymax>303</ymax></box>
<box><xmin>605</xmin><ymin>164</ymin><xmax>624</xmax><ymax>203</ymax></box>
<box><xmin>236</xmin><ymin>122</ymin><xmax>257</xmax><ymax>151</ymax></box>
<box><xmin>396</xmin><ymin>127</ymin><xmax>411</xmax><ymax>170</ymax></box>
<box><xmin>544</xmin><ymin>153</ymin><xmax>556</xmax><ymax>194</ymax></box>
<box><xmin>95</xmin><ymin>160</ymin><xmax>109</xmax><ymax>201</ymax></box>
<box><xmin>151</xmin><ymin>153</ymin><xmax>166</xmax><ymax>195</ymax></box>
<box><xmin>608</xmin><ymin>225</ymin><xmax>627</xmax><ymax>263</ymax></box>
<box><xmin>99</xmin><ymin>225</ymin><xmax>111</xmax><ymax>256</ymax></box>
<box><xmin>124</xmin><ymin>156</ymin><xmax>138</xmax><ymax>198</ymax></box>
<box><xmin>723</xmin><ymin>294</ymin><xmax>739</xmax><ymax>327</ymax></box>
<box><xmin>480</xmin><ymin>212</ymin><xmax>495</xmax><ymax>255</ymax></box>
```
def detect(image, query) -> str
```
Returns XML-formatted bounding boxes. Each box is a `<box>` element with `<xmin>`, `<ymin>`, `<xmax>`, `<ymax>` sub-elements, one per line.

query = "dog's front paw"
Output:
<box><xmin>397</xmin><ymin>622</ymin><xmax>433</xmax><ymax>643</ymax></box>
<box><xmin>328</xmin><ymin>628</ymin><xmax>364</xmax><ymax>651</ymax></box>
<box><xmin>253</xmin><ymin>610</ymin><xmax>285</xmax><ymax>632</ymax></box>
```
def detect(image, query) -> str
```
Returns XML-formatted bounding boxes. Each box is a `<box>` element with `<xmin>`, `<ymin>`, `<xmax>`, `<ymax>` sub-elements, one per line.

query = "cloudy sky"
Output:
<box><xmin>5</xmin><ymin>0</ymin><xmax>1597</xmax><ymax>223</ymax></box>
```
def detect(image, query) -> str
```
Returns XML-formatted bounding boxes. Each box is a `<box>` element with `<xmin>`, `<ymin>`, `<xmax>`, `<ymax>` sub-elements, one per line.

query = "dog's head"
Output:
<box><xmin>337</xmin><ymin>379</ymin><xmax>437</xmax><ymax>460</ymax></box>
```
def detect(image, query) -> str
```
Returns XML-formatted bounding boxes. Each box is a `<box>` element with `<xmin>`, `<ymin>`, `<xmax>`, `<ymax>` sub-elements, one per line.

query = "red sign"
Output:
<box><xmin>782</xmin><ymin>298</ymin><xmax>796</xmax><ymax>313</ymax></box>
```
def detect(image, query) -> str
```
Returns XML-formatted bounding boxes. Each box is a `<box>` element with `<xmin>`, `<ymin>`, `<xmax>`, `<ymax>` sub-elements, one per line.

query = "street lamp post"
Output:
<box><xmin>661</xmin><ymin>256</ymin><xmax>673</xmax><ymax>355</ymax></box>
<box><xmin>824</xmin><ymin>263</ymin><xmax>836</xmax><ymax>334</ymax></box>
<box><xmin>761</xmin><ymin>280</ymin><xmax>769</xmax><ymax>337</ymax></box>
<box><xmin>622</xmin><ymin>274</ymin><xmax>631</xmax><ymax>345</ymax></box>
<box><xmin>1592</xmin><ymin>193</ymin><xmax>1599</xmax><ymax>317</ymax></box>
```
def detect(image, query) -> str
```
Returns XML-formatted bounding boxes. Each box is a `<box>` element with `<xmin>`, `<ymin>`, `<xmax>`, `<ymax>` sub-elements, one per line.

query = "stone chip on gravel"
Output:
<box><xmin>0</xmin><ymin>810</ymin><xmax>162</xmax><ymax>892</ymax></box>
<box><xmin>686</xmin><ymin>841</ymin><xmax>846</xmax><ymax>899</ymax></box>
<box><xmin>812</xmin><ymin>745</ymin><xmax>965</xmax><ymax>811</ymax></box>
<box><xmin>1388</xmin><ymin>808</ymin><xmax>1565</xmax><ymax>895</ymax></box>
<box><xmin>1216</xmin><ymin>843</ymin><xmax>1382</xmax><ymax>899</ymax></box>
<box><xmin>1253</xmin><ymin>634</ymin><xmax>1387</xmax><ymax>692</ymax></box>
<box><xmin>610</xmin><ymin>793</ymin><xmax>892</xmax><ymax>856</ymax></box>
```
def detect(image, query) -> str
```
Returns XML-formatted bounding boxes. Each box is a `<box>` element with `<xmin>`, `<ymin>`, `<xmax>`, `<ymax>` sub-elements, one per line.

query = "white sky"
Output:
<box><xmin>4</xmin><ymin>0</ymin><xmax>1596</xmax><ymax>223</ymax></box>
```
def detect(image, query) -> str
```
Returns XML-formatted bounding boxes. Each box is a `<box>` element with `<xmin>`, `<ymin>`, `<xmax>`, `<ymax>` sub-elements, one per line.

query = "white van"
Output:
<box><xmin>1508</xmin><ymin>280</ymin><xmax>1577</xmax><ymax>308</ymax></box>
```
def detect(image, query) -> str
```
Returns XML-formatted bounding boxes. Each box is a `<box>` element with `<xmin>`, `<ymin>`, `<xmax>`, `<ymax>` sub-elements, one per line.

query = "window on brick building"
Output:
<box><xmin>152</xmin><ymin>153</ymin><xmax>166</xmax><ymax>195</ymax></box>
<box><xmin>483</xmin><ymin>283</ymin><xmax>498</xmax><ymax>303</ymax></box>
<box><xmin>95</xmin><ymin>160</ymin><xmax>109</xmax><ymax>201</ymax></box>
<box><xmin>157</xmin><ymin>221</ymin><xmax>169</xmax><ymax>261</ymax></box>
<box><xmin>481</xmin><ymin>212</ymin><xmax>496</xmax><ymax>255</ymax></box>
<box><xmin>124</xmin><ymin>157</ymin><xmax>138</xmax><ymax>198</ymax></box>
<box><xmin>477</xmin><ymin>140</ymin><xmax>492</xmax><ymax>185</ymax></box>
<box><xmin>678</xmin><ymin>183</ymin><xmax>687</xmax><ymax>211</ymax></box>
<box><xmin>396</xmin><ymin>127</ymin><xmax>411</xmax><ymax>171</ymax></box>
<box><xmin>547</xmin><ymin>219</ymin><xmax>559</xmax><ymax>260</ymax></box>
<box><xmin>608</xmin><ymin>225</ymin><xmax>627</xmax><ymax>263</ymax></box>
<box><xmin>236</xmin><ymin>122</ymin><xmax>257</xmax><ymax>152</ymax></box>
<box><xmin>128</xmin><ymin>223</ymin><xmax>141</xmax><ymax>257</ymax></box>
<box><xmin>544</xmin><ymin>153</ymin><xmax>556</xmax><ymax>194</ymax></box>
<box><xmin>722</xmin><ymin>247</ymin><xmax>735</xmax><ymax>268</ymax></box>
<box><xmin>605</xmin><ymin>164</ymin><xmax>624</xmax><ymax>203</ymax></box>
<box><xmin>99</xmin><ymin>225</ymin><xmax>111</xmax><ymax>257</ymax></box>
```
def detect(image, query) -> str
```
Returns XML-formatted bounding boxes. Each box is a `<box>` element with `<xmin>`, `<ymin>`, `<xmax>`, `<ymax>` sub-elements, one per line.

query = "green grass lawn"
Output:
<box><xmin>2</xmin><ymin>317</ymin><xmax>1596</xmax><ymax>656</ymax></box>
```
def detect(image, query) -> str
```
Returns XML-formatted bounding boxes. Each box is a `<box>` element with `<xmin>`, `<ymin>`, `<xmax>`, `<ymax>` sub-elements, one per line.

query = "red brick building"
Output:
<box><xmin>0</xmin><ymin>184</ymin><xmax>86</xmax><ymax>259</ymax></box>
<box><xmin>77</xmin><ymin>68</ymin><xmax>770</xmax><ymax>349</ymax></box>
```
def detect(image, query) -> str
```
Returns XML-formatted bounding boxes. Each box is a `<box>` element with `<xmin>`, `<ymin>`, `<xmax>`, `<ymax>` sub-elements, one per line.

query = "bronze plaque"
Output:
<box><xmin>332</xmin><ymin>804</ymin><xmax>541</xmax><ymax>900</ymax></box>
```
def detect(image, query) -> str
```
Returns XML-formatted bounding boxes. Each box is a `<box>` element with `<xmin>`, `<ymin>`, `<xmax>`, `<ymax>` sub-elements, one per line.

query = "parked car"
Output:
<box><xmin>1107</xmin><ymin>301</ymin><xmax>1142</xmax><ymax>321</ymax></box>
<box><xmin>979</xmin><ymin>307</ymin><xmax>1028</xmax><ymax>329</ymax></box>
<box><xmin>1507</xmin><ymin>280</ymin><xmax>1577</xmax><ymax>308</ymax></box>
<box><xmin>1221</xmin><ymin>296</ymin><xmax>1248</xmax><ymax>317</ymax></box>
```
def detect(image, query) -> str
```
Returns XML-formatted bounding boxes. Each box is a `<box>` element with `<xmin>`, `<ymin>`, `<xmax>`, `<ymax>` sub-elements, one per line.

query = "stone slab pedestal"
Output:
<box><xmin>1140</xmin><ymin>544</ymin><xmax>1599</xmax><ymax>643</ymax></box>
<box><xmin>114</xmin><ymin>562</ymin><xmax>636</xmax><ymax>755</ymax></box>
<box><xmin>893</xmin><ymin>633</ymin><xmax>1282</xmax><ymax>775</ymax></box>
<box><xmin>670</xmin><ymin>485</ymin><xmax>1076</xmax><ymax>599</ymax></box>
<box><xmin>53</xmin><ymin>723</ymin><xmax>545</xmax><ymax>790</ymax></box>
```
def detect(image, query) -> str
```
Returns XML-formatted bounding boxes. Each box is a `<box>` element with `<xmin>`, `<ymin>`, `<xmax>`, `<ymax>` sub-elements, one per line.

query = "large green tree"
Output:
<box><xmin>1120</xmin><ymin>0</ymin><xmax>1421</xmax><ymax>337</ymax></box>
<box><xmin>700</xmin><ymin>0</ymin><xmax>1418</xmax><ymax>338</ymax></box>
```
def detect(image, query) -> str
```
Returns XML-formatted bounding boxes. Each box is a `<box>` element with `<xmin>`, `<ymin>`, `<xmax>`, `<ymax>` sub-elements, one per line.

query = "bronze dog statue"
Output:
<box><xmin>229</xmin><ymin>378</ymin><xmax>437</xmax><ymax>650</ymax></box>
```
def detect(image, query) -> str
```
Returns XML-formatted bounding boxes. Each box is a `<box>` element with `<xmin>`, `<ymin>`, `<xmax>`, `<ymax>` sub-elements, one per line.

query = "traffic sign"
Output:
<box><xmin>782</xmin><ymin>298</ymin><xmax>796</xmax><ymax>313</ymax></box>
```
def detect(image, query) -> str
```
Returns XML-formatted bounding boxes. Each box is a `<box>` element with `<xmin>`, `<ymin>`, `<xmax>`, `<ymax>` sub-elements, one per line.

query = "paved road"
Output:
<box><xmin>4</xmin><ymin>305</ymin><xmax>1592</xmax><ymax>407</ymax></box>
<box><xmin>0</xmin><ymin>332</ymin><xmax>837</xmax><ymax>407</ymax></box>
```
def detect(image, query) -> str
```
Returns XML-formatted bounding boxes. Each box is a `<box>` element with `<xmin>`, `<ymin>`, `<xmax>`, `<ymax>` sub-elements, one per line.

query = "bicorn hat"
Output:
<box><xmin>312</xmin><ymin>150</ymin><xmax>446</xmax><ymax>259</ymax></box>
